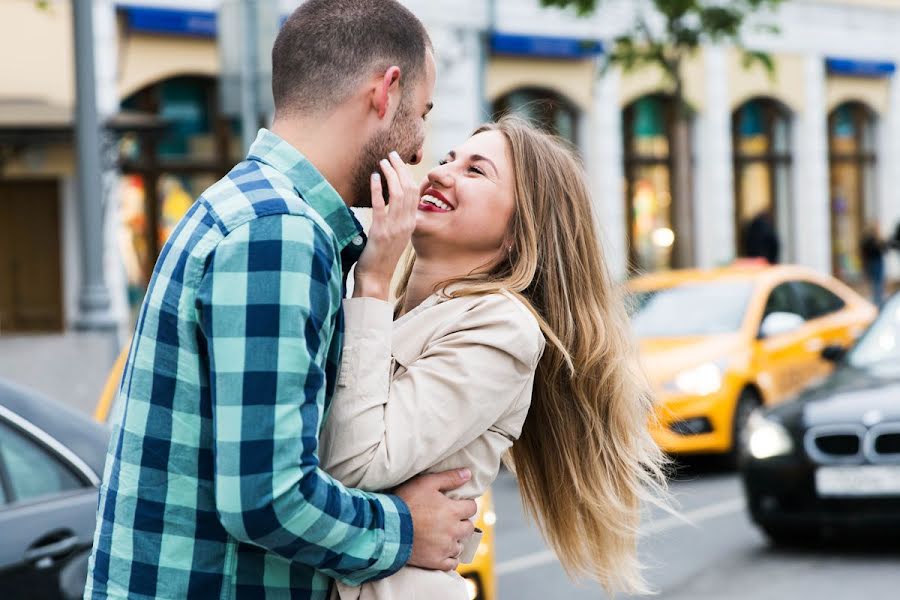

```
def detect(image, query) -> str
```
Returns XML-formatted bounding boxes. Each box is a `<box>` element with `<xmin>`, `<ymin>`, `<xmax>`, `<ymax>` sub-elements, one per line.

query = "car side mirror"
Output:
<box><xmin>821</xmin><ymin>345</ymin><xmax>847</xmax><ymax>363</ymax></box>
<box><xmin>759</xmin><ymin>312</ymin><xmax>805</xmax><ymax>339</ymax></box>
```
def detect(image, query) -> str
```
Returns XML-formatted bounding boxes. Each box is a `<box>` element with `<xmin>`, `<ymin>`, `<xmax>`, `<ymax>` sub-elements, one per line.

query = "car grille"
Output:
<box><xmin>815</xmin><ymin>434</ymin><xmax>860</xmax><ymax>456</ymax></box>
<box><xmin>805</xmin><ymin>423</ymin><xmax>900</xmax><ymax>465</ymax></box>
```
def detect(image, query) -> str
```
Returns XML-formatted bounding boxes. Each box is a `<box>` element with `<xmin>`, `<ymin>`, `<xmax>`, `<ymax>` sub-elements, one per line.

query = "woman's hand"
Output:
<box><xmin>353</xmin><ymin>151</ymin><xmax>419</xmax><ymax>301</ymax></box>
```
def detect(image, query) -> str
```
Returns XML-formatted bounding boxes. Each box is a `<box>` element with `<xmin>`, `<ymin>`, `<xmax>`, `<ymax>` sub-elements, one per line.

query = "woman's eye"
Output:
<box><xmin>469</xmin><ymin>165</ymin><xmax>485</xmax><ymax>175</ymax></box>
<box><xmin>438</xmin><ymin>159</ymin><xmax>448</xmax><ymax>166</ymax></box>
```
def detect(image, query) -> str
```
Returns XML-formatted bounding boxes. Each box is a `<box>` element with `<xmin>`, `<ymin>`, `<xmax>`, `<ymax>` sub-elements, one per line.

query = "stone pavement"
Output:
<box><xmin>0</xmin><ymin>331</ymin><xmax>124</xmax><ymax>416</ymax></box>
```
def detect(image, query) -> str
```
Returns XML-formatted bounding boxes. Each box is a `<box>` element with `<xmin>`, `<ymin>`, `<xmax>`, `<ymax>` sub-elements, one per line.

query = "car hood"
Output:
<box><xmin>638</xmin><ymin>334</ymin><xmax>744</xmax><ymax>384</ymax></box>
<box><xmin>768</xmin><ymin>365</ymin><xmax>900</xmax><ymax>428</ymax></box>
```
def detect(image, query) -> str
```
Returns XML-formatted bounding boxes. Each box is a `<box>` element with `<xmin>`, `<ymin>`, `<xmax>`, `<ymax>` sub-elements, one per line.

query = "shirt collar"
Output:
<box><xmin>246</xmin><ymin>128</ymin><xmax>363</xmax><ymax>250</ymax></box>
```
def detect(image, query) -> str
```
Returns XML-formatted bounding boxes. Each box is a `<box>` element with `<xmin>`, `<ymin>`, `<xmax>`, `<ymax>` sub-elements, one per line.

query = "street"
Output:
<box><xmin>492</xmin><ymin>460</ymin><xmax>900</xmax><ymax>599</ymax></box>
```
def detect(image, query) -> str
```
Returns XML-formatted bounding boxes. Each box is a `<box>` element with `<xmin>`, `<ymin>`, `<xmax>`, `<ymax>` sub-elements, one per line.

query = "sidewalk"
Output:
<box><xmin>0</xmin><ymin>331</ymin><xmax>122</xmax><ymax>417</ymax></box>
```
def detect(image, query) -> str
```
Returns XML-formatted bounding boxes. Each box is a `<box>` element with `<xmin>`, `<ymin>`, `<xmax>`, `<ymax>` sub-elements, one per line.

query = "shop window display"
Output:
<box><xmin>623</xmin><ymin>94</ymin><xmax>677</xmax><ymax>273</ymax></box>
<box><xmin>493</xmin><ymin>88</ymin><xmax>578</xmax><ymax>144</ymax></box>
<box><xmin>732</xmin><ymin>98</ymin><xmax>792</xmax><ymax>262</ymax></box>
<box><xmin>829</xmin><ymin>102</ymin><xmax>877</xmax><ymax>283</ymax></box>
<box><xmin>118</xmin><ymin>76</ymin><xmax>242</xmax><ymax>319</ymax></box>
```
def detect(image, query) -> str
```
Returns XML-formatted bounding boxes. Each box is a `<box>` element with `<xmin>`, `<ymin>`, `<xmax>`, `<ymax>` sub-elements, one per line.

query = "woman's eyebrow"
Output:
<box><xmin>470</xmin><ymin>154</ymin><xmax>499</xmax><ymax>177</ymax></box>
<box><xmin>445</xmin><ymin>150</ymin><xmax>499</xmax><ymax>178</ymax></box>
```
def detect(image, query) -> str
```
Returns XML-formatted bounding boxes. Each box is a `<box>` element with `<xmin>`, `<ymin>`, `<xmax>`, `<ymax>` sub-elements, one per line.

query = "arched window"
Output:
<box><xmin>829</xmin><ymin>102</ymin><xmax>877</xmax><ymax>282</ymax></box>
<box><xmin>623</xmin><ymin>94</ymin><xmax>677</xmax><ymax>273</ymax></box>
<box><xmin>118</xmin><ymin>76</ymin><xmax>241</xmax><ymax>313</ymax></box>
<box><xmin>492</xmin><ymin>88</ymin><xmax>578</xmax><ymax>144</ymax></box>
<box><xmin>732</xmin><ymin>98</ymin><xmax>792</xmax><ymax>262</ymax></box>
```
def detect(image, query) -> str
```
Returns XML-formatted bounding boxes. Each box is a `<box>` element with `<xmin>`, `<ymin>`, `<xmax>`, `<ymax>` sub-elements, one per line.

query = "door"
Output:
<box><xmin>754</xmin><ymin>281</ymin><xmax>810</xmax><ymax>402</ymax></box>
<box><xmin>0</xmin><ymin>419</ymin><xmax>98</xmax><ymax>600</ymax></box>
<box><xmin>791</xmin><ymin>280</ymin><xmax>854</xmax><ymax>383</ymax></box>
<box><xmin>0</xmin><ymin>181</ymin><xmax>63</xmax><ymax>332</ymax></box>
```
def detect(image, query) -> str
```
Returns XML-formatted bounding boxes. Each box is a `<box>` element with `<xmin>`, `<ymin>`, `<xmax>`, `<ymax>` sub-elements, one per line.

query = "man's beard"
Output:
<box><xmin>350</xmin><ymin>99</ymin><xmax>420</xmax><ymax>208</ymax></box>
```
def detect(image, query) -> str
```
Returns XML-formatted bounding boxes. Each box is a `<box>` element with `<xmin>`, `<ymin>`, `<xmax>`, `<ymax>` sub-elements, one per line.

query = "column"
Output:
<box><xmin>695</xmin><ymin>46</ymin><xmax>735</xmax><ymax>268</ymax></box>
<box><xmin>880</xmin><ymin>66</ymin><xmax>900</xmax><ymax>282</ymax></box>
<box><xmin>586</xmin><ymin>67</ymin><xmax>628</xmax><ymax>281</ymax></box>
<box><xmin>792</xmin><ymin>55</ymin><xmax>831</xmax><ymax>272</ymax></box>
<box><xmin>72</xmin><ymin>0</ymin><xmax>116</xmax><ymax>331</ymax></box>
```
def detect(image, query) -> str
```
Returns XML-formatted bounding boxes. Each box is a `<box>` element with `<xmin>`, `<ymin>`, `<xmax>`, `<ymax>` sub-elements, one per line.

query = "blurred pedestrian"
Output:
<box><xmin>861</xmin><ymin>221</ymin><xmax>887</xmax><ymax>307</ymax></box>
<box><xmin>743</xmin><ymin>210</ymin><xmax>780</xmax><ymax>265</ymax></box>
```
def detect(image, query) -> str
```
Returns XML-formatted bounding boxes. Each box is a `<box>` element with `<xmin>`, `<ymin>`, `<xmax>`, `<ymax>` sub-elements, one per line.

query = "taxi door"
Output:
<box><xmin>753</xmin><ymin>282</ymin><xmax>811</xmax><ymax>404</ymax></box>
<box><xmin>790</xmin><ymin>280</ymin><xmax>860</xmax><ymax>383</ymax></box>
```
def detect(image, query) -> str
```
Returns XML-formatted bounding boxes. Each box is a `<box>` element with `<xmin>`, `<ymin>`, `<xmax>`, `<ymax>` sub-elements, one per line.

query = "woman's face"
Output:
<box><xmin>414</xmin><ymin>131</ymin><xmax>517</xmax><ymax>260</ymax></box>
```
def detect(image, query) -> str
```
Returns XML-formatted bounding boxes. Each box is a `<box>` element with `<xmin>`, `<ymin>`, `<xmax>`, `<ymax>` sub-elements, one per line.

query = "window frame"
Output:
<box><xmin>0</xmin><ymin>407</ymin><xmax>98</xmax><ymax>509</ymax></box>
<box><xmin>790</xmin><ymin>280</ymin><xmax>847</xmax><ymax>321</ymax></box>
<box><xmin>732</xmin><ymin>98</ymin><xmax>793</xmax><ymax>257</ymax></box>
<box><xmin>762</xmin><ymin>281</ymin><xmax>805</xmax><ymax>320</ymax></box>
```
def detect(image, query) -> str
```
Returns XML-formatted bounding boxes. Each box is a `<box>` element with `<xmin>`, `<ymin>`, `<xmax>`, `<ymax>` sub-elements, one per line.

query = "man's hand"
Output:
<box><xmin>395</xmin><ymin>469</ymin><xmax>477</xmax><ymax>571</ymax></box>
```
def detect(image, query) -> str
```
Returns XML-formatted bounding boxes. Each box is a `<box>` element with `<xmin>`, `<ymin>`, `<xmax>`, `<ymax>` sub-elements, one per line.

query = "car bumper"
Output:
<box><xmin>651</xmin><ymin>384</ymin><xmax>741</xmax><ymax>454</ymax></box>
<box><xmin>741</xmin><ymin>456</ymin><xmax>900</xmax><ymax>531</ymax></box>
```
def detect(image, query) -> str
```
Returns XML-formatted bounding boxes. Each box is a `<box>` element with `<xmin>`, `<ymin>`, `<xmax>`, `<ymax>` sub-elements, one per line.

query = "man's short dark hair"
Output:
<box><xmin>272</xmin><ymin>0</ymin><xmax>432</xmax><ymax>116</ymax></box>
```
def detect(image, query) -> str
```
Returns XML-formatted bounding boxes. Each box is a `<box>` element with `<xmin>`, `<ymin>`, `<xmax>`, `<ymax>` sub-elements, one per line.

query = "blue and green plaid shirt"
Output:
<box><xmin>85</xmin><ymin>129</ymin><xmax>413</xmax><ymax>599</ymax></box>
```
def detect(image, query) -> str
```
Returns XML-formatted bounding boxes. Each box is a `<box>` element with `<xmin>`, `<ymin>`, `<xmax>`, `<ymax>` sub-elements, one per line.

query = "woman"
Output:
<box><xmin>319</xmin><ymin>117</ymin><xmax>667</xmax><ymax>598</ymax></box>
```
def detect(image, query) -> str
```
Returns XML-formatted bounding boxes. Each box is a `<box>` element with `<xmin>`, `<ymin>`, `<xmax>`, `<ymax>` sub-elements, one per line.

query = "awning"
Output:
<box><xmin>0</xmin><ymin>99</ymin><xmax>166</xmax><ymax>145</ymax></box>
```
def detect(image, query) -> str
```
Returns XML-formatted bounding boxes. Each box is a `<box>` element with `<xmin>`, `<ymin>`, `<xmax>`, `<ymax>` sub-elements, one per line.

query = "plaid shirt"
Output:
<box><xmin>85</xmin><ymin>129</ymin><xmax>413</xmax><ymax>600</ymax></box>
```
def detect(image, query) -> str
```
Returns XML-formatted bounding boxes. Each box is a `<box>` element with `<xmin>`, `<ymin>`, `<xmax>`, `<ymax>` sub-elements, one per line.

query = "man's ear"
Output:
<box><xmin>373</xmin><ymin>66</ymin><xmax>402</xmax><ymax>120</ymax></box>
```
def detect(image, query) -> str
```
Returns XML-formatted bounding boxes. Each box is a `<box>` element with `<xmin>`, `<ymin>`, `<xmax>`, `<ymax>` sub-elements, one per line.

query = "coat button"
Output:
<box><xmin>352</xmin><ymin>235</ymin><xmax>364</xmax><ymax>247</ymax></box>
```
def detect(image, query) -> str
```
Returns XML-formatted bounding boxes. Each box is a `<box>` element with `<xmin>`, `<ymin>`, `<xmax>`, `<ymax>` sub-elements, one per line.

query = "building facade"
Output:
<box><xmin>2</xmin><ymin>0</ymin><xmax>899</xmax><ymax>333</ymax></box>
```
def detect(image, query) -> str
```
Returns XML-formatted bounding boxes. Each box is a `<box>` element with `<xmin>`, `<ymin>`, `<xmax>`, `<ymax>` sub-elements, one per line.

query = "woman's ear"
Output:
<box><xmin>373</xmin><ymin>66</ymin><xmax>402</xmax><ymax>120</ymax></box>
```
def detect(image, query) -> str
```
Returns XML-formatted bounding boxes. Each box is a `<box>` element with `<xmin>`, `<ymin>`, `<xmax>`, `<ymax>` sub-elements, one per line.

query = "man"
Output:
<box><xmin>84</xmin><ymin>1</ymin><xmax>476</xmax><ymax>598</ymax></box>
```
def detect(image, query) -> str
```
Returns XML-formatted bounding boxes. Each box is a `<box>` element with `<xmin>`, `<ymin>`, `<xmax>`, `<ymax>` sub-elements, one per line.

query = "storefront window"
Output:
<box><xmin>118</xmin><ymin>76</ymin><xmax>242</xmax><ymax>318</ymax></box>
<box><xmin>732</xmin><ymin>98</ymin><xmax>792</xmax><ymax>262</ymax></box>
<box><xmin>829</xmin><ymin>102</ymin><xmax>877</xmax><ymax>283</ymax></box>
<box><xmin>493</xmin><ymin>88</ymin><xmax>578</xmax><ymax>144</ymax></box>
<box><xmin>624</xmin><ymin>95</ymin><xmax>676</xmax><ymax>273</ymax></box>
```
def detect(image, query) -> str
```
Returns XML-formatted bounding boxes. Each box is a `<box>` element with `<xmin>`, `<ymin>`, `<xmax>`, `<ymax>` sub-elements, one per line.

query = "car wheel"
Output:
<box><xmin>727</xmin><ymin>388</ymin><xmax>761</xmax><ymax>467</ymax></box>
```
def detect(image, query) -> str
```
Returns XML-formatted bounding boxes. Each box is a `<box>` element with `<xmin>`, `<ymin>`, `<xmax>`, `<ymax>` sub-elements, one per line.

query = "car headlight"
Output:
<box><xmin>745</xmin><ymin>411</ymin><xmax>794</xmax><ymax>459</ymax></box>
<box><xmin>670</xmin><ymin>362</ymin><xmax>724</xmax><ymax>396</ymax></box>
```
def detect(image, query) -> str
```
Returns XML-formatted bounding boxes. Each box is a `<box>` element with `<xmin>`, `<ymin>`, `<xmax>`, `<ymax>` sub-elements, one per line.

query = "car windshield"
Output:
<box><xmin>847</xmin><ymin>295</ymin><xmax>900</xmax><ymax>375</ymax></box>
<box><xmin>630</xmin><ymin>281</ymin><xmax>754</xmax><ymax>338</ymax></box>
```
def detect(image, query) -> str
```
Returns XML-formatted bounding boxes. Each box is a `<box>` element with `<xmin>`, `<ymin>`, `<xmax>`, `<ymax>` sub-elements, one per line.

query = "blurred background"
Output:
<box><xmin>1</xmin><ymin>1</ymin><xmax>899</xmax><ymax>599</ymax></box>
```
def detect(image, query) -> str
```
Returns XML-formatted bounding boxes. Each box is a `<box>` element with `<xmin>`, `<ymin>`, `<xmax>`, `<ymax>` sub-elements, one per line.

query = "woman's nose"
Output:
<box><xmin>427</xmin><ymin>164</ymin><xmax>454</xmax><ymax>188</ymax></box>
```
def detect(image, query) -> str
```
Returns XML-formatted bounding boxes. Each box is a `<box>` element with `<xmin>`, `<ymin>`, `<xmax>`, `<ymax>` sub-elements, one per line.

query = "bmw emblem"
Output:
<box><xmin>862</xmin><ymin>410</ymin><xmax>884</xmax><ymax>427</ymax></box>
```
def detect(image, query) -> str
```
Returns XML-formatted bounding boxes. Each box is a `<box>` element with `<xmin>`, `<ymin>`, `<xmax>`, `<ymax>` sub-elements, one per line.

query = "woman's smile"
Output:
<box><xmin>418</xmin><ymin>187</ymin><xmax>455</xmax><ymax>212</ymax></box>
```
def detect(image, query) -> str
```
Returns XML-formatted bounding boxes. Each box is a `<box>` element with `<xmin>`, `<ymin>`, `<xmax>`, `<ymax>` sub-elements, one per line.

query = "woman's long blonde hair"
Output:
<box><xmin>396</xmin><ymin>116</ymin><xmax>669</xmax><ymax>594</ymax></box>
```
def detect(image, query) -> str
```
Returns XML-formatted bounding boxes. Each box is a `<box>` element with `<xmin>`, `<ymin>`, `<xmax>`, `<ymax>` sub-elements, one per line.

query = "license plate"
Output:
<box><xmin>815</xmin><ymin>465</ymin><xmax>900</xmax><ymax>497</ymax></box>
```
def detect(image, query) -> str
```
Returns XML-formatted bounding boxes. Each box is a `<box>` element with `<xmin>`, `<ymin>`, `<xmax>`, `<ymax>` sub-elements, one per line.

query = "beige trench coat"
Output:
<box><xmin>319</xmin><ymin>290</ymin><xmax>545</xmax><ymax>600</ymax></box>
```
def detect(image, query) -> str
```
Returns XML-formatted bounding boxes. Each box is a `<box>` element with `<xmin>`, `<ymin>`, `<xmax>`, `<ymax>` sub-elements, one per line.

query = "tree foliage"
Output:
<box><xmin>540</xmin><ymin>0</ymin><xmax>784</xmax><ymax>90</ymax></box>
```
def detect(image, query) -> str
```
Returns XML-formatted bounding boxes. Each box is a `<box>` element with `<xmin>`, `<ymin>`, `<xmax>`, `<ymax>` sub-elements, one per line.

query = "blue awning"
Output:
<box><xmin>120</xmin><ymin>6</ymin><xmax>217</xmax><ymax>37</ymax></box>
<box><xmin>491</xmin><ymin>32</ymin><xmax>603</xmax><ymax>60</ymax></box>
<box><xmin>826</xmin><ymin>57</ymin><xmax>896</xmax><ymax>78</ymax></box>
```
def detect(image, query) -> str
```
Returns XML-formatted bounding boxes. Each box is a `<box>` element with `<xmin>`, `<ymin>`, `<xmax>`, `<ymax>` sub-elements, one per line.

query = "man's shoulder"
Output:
<box><xmin>200</xmin><ymin>159</ymin><xmax>335</xmax><ymax>243</ymax></box>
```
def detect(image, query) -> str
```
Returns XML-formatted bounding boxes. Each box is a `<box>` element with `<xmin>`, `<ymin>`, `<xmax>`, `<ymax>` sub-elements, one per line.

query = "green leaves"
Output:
<box><xmin>539</xmin><ymin>0</ymin><xmax>598</xmax><ymax>16</ymax></box>
<box><xmin>539</xmin><ymin>0</ymin><xmax>785</xmax><ymax>88</ymax></box>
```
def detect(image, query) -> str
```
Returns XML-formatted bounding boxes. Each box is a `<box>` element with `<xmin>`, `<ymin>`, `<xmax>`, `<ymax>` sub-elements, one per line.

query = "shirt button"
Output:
<box><xmin>352</xmin><ymin>235</ymin><xmax>364</xmax><ymax>247</ymax></box>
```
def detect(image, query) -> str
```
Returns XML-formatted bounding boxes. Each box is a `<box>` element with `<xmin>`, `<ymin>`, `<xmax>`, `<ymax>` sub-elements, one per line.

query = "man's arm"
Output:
<box><xmin>197</xmin><ymin>214</ymin><xmax>411</xmax><ymax>585</ymax></box>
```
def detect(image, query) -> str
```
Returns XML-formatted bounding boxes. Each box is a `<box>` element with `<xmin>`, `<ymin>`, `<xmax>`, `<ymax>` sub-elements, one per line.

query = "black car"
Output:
<box><xmin>0</xmin><ymin>379</ymin><xmax>109</xmax><ymax>599</ymax></box>
<box><xmin>740</xmin><ymin>293</ymin><xmax>900</xmax><ymax>543</ymax></box>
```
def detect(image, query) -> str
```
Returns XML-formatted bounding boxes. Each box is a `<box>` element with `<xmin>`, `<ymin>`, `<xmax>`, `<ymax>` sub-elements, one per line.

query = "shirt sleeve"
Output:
<box><xmin>320</xmin><ymin>294</ymin><xmax>545</xmax><ymax>494</ymax></box>
<box><xmin>196</xmin><ymin>214</ymin><xmax>412</xmax><ymax>586</ymax></box>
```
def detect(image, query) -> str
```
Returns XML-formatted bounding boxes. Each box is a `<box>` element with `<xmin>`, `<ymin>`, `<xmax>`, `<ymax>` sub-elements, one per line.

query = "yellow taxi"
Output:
<box><xmin>628</xmin><ymin>262</ymin><xmax>877</xmax><ymax>458</ymax></box>
<box><xmin>95</xmin><ymin>352</ymin><xmax>497</xmax><ymax>600</ymax></box>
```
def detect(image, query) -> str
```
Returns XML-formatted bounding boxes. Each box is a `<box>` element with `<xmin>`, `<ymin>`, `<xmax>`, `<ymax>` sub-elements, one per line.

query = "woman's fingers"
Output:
<box><xmin>370</xmin><ymin>172</ymin><xmax>385</xmax><ymax>216</ymax></box>
<box><xmin>387</xmin><ymin>151</ymin><xmax>419</xmax><ymax>223</ymax></box>
<box><xmin>379</xmin><ymin>158</ymin><xmax>402</xmax><ymax>207</ymax></box>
